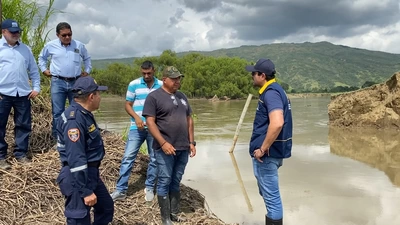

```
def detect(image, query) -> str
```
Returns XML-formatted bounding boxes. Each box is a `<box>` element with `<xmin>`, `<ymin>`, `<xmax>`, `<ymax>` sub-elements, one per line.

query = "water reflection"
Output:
<box><xmin>329</xmin><ymin>126</ymin><xmax>400</xmax><ymax>187</ymax></box>
<box><xmin>96</xmin><ymin>97</ymin><xmax>400</xmax><ymax>224</ymax></box>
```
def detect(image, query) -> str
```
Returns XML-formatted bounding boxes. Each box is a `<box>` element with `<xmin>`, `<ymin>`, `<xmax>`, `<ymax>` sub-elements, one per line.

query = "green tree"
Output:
<box><xmin>92</xmin><ymin>63</ymin><xmax>134</xmax><ymax>96</ymax></box>
<box><xmin>93</xmin><ymin>51</ymin><xmax>257</xmax><ymax>99</ymax></box>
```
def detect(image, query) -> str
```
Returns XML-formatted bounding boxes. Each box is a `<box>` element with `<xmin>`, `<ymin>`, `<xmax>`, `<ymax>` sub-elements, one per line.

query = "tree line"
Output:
<box><xmin>91</xmin><ymin>50</ymin><xmax>258</xmax><ymax>99</ymax></box>
<box><xmin>91</xmin><ymin>50</ymin><xmax>379</xmax><ymax>99</ymax></box>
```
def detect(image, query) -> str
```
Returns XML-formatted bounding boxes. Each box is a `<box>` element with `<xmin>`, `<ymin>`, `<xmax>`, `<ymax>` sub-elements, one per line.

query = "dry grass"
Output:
<box><xmin>0</xmin><ymin>95</ymin><xmax>232</xmax><ymax>225</ymax></box>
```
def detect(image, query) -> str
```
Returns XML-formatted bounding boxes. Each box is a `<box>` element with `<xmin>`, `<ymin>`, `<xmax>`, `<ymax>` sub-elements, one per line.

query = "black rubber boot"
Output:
<box><xmin>158</xmin><ymin>196</ymin><xmax>173</xmax><ymax>225</ymax></box>
<box><xmin>266</xmin><ymin>216</ymin><xmax>283</xmax><ymax>225</ymax></box>
<box><xmin>169</xmin><ymin>192</ymin><xmax>187</xmax><ymax>222</ymax></box>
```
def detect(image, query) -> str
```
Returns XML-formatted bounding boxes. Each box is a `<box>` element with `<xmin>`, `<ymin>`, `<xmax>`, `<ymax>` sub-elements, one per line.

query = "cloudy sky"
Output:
<box><xmin>40</xmin><ymin>0</ymin><xmax>400</xmax><ymax>59</ymax></box>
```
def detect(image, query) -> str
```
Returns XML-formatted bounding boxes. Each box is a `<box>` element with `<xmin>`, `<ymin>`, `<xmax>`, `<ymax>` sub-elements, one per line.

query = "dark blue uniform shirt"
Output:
<box><xmin>56</xmin><ymin>102</ymin><xmax>105</xmax><ymax>197</ymax></box>
<box><xmin>250</xmin><ymin>81</ymin><xmax>293</xmax><ymax>158</ymax></box>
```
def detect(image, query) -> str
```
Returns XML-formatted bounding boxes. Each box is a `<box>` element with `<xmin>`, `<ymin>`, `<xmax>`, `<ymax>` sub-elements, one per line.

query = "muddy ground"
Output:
<box><xmin>328</xmin><ymin>72</ymin><xmax>400</xmax><ymax>129</ymax></box>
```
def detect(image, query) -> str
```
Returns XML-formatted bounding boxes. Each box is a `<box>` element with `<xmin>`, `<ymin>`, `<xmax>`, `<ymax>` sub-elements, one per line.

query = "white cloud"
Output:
<box><xmin>40</xmin><ymin>0</ymin><xmax>400</xmax><ymax>59</ymax></box>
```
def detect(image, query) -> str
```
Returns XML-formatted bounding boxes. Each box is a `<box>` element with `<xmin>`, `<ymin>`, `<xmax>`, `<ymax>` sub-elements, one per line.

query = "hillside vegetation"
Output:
<box><xmin>92</xmin><ymin>42</ymin><xmax>400</xmax><ymax>96</ymax></box>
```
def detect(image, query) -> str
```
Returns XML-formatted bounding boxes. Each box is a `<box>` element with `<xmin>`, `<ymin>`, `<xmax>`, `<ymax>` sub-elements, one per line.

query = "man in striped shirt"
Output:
<box><xmin>110</xmin><ymin>61</ymin><xmax>162</xmax><ymax>202</ymax></box>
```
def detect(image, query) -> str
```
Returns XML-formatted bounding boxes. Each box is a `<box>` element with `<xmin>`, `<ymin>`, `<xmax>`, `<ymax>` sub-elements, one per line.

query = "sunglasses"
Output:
<box><xmin>61</xmin><ymin>33</ymin><xmax>72</xmax><ymax>37</ymax></box>
<box><xmin>10</xmin><ymin>31</ymin><xmax>20</xmax><ymax>34</ymax></box>
<box><xmin>252</xmin><ymin>71</ymin><xmax>263</xmax><ymax>76</ymax></box>
<box><xmin>142</xmin><ymin>72</ymin><xmax>152</xmax><ymax>75</ymax></box>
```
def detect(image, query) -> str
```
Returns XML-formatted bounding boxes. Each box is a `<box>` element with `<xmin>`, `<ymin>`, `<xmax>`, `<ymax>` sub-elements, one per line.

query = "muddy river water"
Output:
<box><xmin>96</xmin><ymin>96</ymin><xmax>400</xmax><ymax>225</ymax></box>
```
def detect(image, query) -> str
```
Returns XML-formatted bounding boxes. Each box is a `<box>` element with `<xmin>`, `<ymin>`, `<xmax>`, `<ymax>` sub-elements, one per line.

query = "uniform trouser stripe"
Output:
<box><xmin>70</xmin><ymin>164</ymin><xmax>88</xmax><ymax>173</ymax></box>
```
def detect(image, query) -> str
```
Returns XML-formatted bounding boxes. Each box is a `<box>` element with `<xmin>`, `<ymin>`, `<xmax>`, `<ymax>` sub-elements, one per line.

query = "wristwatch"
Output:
<box><xmin>189</xmin><ymin>141</ymin><xmax>196</xmax><ymax>146</ymax></box>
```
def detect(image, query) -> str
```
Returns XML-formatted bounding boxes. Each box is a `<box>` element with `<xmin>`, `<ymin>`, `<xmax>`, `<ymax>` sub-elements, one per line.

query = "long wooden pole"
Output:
<box><xmin>227</xmin><ymin>93</ymin><xmax>254</xmax><ymax>212</ymax></box>
<box><xmin>229</xmin><ymin>152</ymin><xmax>253</xmax><ymax>212</ymax></box>
<box><xmin>229</xmin><ymin>93</ymin><xmax>253</xmax><ymax>153</ymax></box>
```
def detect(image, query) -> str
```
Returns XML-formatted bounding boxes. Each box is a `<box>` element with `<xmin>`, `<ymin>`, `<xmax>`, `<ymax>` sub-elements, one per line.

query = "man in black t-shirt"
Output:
<box><xmin>143</xmin><ymin>66</ymin><xmax>196</xmax><ymax>225</ymax></box>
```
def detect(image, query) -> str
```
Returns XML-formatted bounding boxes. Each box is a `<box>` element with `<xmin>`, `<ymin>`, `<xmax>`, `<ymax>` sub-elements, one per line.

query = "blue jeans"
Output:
<box><xmin>252</xmin><ymin>157</ymin><xmax>283</xmax><ymax>220</ymax></box>
<box><xmin>155</xmin><ymin>149</ymin><xmax>189</xmax><ymax>197</ymax></box>
<box><xmin>51</xmin><ymin>77</ymin><xmax>76</xmax><ymax>138</ymax></box>
<box><xmin>0</xmin><ymin>94</ymin><xmax>31</xmax><ymax>159</ymax></box>
<box><xmin>115</xmin><ymin>129</ymin><xmax>156</xmax><ymax>192</ymax></box>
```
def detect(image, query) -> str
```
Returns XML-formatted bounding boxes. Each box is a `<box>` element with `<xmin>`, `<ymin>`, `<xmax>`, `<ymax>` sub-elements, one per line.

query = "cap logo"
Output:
<box><xmin>11</xmin><ymin>22</ymin><xmax>18</xmax><ymax>28</ymax></box>
<box><xmin>168</xmin><ymin>66</ymin><xmax>179</xmax><ymax>73</ymax></box>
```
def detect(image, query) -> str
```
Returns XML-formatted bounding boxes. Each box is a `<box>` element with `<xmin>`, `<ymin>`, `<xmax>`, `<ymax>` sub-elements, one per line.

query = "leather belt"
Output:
<box><xmin>62</xmin><ymin>161</ymin><xmax>101</xmax><ymax>168</ymax></box>
<box><xmin>53</xmin><ymin>75</ymin><xmax>81</xmax><ymax>81</ymax></box>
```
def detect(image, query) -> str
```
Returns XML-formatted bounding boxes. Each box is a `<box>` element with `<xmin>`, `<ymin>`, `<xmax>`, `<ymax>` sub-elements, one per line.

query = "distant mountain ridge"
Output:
<box><xmin>92</xmin><ymin>41</ymin><xmax>400</xmax><ymax>91</ymax></box>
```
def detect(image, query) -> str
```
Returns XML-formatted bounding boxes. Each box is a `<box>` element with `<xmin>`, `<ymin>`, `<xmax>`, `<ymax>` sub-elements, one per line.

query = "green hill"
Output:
<box><xmin>92</xmin><ymin>42</ymin><xmax>400</xmax><ymax>91</ymax></box>
<box><xmin>92</xmin><ymin>57</ymin><xmax>137</xmax><ymax>69</ymax></box>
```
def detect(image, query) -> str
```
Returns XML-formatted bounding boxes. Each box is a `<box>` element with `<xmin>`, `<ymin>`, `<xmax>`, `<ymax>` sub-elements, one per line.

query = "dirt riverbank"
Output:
<box><xmin>328</xmin><ymin>72</ymin><xmax>400</xmax><ymax>129</ymax></box>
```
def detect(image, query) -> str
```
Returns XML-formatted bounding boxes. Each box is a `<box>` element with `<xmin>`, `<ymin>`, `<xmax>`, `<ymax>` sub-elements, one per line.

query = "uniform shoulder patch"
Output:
<box><xmin>88</xmin><ymin>124</ymin><xmax>96</xmax><ymax>132</ymax></box>
<box><xmin>68</xmin><ymin>128</ymin><xmax>80</xmax><ymax>142</ymax></box>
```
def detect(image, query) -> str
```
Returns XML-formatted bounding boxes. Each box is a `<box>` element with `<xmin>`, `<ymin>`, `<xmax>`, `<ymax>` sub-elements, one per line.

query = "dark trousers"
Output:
<box><xmin>57</xmin><ymin>167</ymin><xmax>114</xmax><ymax>225</ymax></box>
<box><xmin>0</xmin><ymin>94</ymin><xmax>31</xmax><ymax>159</ymax></box>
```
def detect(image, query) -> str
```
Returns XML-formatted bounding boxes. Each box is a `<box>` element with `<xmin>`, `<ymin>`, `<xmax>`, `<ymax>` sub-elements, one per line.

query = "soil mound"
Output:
<box><xmin>328</xmin><ymin>72</ymin><xmax>400</xmax><ymax>129</ymax></box>
<box><xmin>1</xmin><ymin>95</ymin><xmax>231</xmax><ymax>225</ymax></box>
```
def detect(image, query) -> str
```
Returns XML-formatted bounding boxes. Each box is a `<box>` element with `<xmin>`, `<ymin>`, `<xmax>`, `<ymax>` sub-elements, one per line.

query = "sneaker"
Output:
<box><xmin>144</xmin><ymin>188</ymin><xmax>154</xmax><ymax>202</ymax></box>
<box><xmin>110</xmin><ymin>190</ymin><xmax>126</xmax><ymax>201</ymax></box>
<box><xmin>0</xmin><ymin>159</ymin><xmax>11</xmax><ymax>170</ymax></box>
<box><xmin>16</xmin><ymin>157</ymin><xmax>31</xmax><ymax>163</ymax></box>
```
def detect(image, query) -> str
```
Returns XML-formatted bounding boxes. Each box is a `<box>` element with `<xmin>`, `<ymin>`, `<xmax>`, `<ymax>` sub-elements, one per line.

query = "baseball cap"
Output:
<box><xmin>72</xmin><ymin>76</ymin><xmax>108</xmax><ymax>95</ymax></box>
<box><xmin>1</xmin><ymin>19</ymin><xmax>22</xmax><ymax>32</ymax></box>
<box><xmin>163</xmin><ymin>66</ymin><xmax>184</xmax><ymax>78</ymax></box>
<box><xmin>245</xmin><ymin>58</ymin><xmax>275</xmax><ymax>76</ymax></box>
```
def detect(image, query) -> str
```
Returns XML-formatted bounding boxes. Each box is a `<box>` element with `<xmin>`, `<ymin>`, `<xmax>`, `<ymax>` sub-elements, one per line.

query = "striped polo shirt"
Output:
<box><xmin>126</xmin><ymin>77</ymin><xmax>163</xmax><ymax>130</ymax></box>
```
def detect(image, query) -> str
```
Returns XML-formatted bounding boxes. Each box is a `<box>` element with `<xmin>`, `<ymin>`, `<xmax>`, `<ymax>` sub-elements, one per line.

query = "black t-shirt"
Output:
<box><xmin>142</xmin><ymin>88</ymin><xmax>192</xmax><ymax>150</ymax></box>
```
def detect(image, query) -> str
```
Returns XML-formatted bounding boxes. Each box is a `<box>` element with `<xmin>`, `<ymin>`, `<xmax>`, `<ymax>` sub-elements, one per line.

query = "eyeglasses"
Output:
<box><xmin>9</xmin><ymin>31</ymin><xmax>20</xmax><ymax>34</ymax></box>
<box><xmin>171</xmin><ymin>95</ymin><xmax>178</xmax><ymax>106</ymax></box>
<box><xmin>61</xmin><ymin>33</ymin><xmax>72</xmax><ymax>37</ymax></box>
<box><xmin>142</xmin><ymin>72</ymin><xmax>152</xmax><ymax>75</ymax></box>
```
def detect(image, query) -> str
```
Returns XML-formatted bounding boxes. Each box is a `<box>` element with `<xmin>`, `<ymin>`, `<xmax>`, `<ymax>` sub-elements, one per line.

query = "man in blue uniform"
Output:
<box><xmin>55</xmin><ymin>76</ymin><xmax>114</xmax><ymax>225</ymax></box>
<box><xmin>245</xmin><ymin>59</ymin><xmax>293</xmax><ymax>225</ymax></box>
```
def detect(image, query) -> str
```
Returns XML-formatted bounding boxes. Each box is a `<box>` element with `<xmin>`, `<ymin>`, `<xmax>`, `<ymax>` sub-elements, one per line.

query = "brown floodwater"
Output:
<box><xmin>96</xmin><ymin>96</ymin><xmax>400</xmax><ymax>225</ymax></box>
